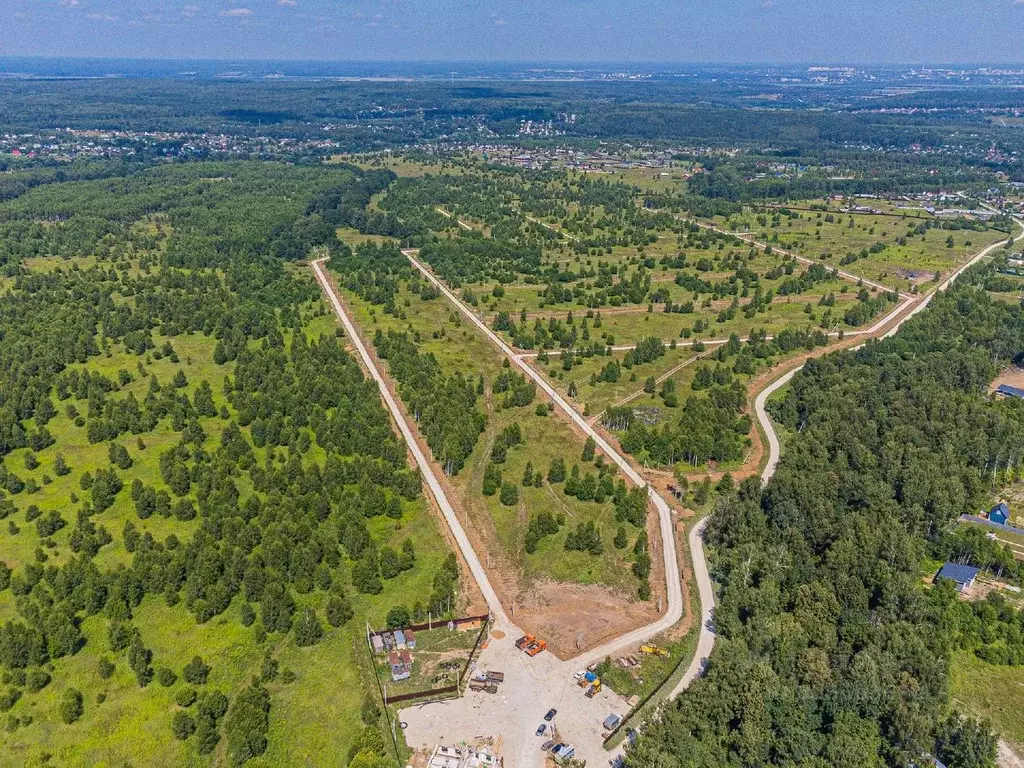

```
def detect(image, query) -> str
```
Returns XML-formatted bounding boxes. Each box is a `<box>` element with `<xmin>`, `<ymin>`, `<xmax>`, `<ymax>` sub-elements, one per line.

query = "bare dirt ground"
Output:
<box><xmin>402</xmin><ymin>625</ymin><xmax>631</xmax><ymax>768</ymax></box>
<box><xmin>1000</xmin><ymin>741</ymin><xmax>1024</xmax><ymax>768</ymax></box>
<box><xmin>325</xmin><ymin>271</ymin><xmax>668</xmax><ymax>658</ymax></box>
<box><xmin>990</xmin><ymin>365</ymin><xmax>1024</xmax><ymax>393</ymax></box>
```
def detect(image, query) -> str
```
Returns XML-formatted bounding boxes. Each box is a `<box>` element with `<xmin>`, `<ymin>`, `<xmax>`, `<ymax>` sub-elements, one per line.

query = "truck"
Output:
<box><xmin>525</xmin><ymin>639</ymin><xmax>547</xmax><ymax>657</ymax></box>
<box><xmin>515</xmin><ymin>634</ymin><xmax>535</xmax><ymax>650</ymax></box>
<box><xmin>585</xmin><ymin>679</ymin><xmax>602</xmax><ymax>698</ymax></box>
<box><xmin>578</xmin><ymin>671</ymin><xmax>597</xmax><ymax>688</ymax></box>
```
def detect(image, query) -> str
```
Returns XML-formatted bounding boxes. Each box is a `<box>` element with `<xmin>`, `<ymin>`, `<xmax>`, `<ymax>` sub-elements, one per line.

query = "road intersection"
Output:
<box><xmin>312</xmin><ymin>212</ymin><xmax>1022</xmax><ymax>766</ymax></box>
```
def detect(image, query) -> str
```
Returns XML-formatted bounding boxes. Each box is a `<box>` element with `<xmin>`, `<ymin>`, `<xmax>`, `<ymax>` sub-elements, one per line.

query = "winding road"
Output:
<box><xmin>404</xmin><ymin>250</ymin><xmax>684</xmax><ymax>663</ymax></box>
<box><xmin>314</xmin><ymin>208</ymin><xmax>1022</xmax><ymax>766</ymax></box>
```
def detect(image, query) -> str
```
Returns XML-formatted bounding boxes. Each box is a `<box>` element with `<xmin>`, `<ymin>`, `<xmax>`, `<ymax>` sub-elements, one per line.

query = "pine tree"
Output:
<box><xmin>293</xmin><ymin>608</ymin><xmax>324</xmax><ymax>647</ymax></box>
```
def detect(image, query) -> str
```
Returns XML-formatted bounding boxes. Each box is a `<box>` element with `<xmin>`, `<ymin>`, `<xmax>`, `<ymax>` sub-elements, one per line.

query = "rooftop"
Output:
<box><xmin>937</xmin><ymin>562</ymin><xmax>980</xmax><ymax>585</ymax></box>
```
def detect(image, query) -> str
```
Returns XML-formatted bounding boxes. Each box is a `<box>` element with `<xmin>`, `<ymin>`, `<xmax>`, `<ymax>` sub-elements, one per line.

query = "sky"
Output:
<box><xmin>1</xmin><ymin>0</ymin><xmax>1022</xmax><ymax>65</ymax></box>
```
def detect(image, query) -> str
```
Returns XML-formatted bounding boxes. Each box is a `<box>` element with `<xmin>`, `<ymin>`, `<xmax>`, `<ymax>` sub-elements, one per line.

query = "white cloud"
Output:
<box><xmin>220</xmin><ymin>7</ymin><xmax>253</xmax><ymax>16</ymax></box>
<box><xmin>87</xmin><ymin>11</ymin><xmax>119</xmax><ymax>21</ymax></box>
<box><xmin>494</xmin><ymin>18</ymin><xmax>507</xmax><ymax>26</ymax></box>
<box><xmin>59</xmin><ymin>0</ymin><xmax>81</xmax><ymax>7</ymax></box>
<box><xmin>277</xmin><ymin>0</ymin><xmax>297</xmax><ymax>6</ymax></box>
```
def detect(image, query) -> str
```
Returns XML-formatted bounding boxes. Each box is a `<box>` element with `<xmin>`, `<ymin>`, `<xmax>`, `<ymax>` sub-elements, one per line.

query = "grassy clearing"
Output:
<box><xmin>715</xmin><ymin>204</ymin><xmax>1007</xmax><ymax>292</ymax></box>
<box><xmin>561</xmin><ymin>300</ymin><xmax>845</xmax><ymax>347</ymax></box>
<box><xmin>341</xmin><ymin>279</ymin><xmax>645</xmax><ymax>597</ymax></box>
<box><xmin>950</xmin><ymin>652</ymin><xmax>1024</xmax><ymax>753</ymax></box>
<box><xmin>0</xmin><ymin>264</ymin><xmax>462</xmax><ymax>766</ymax></box>
<box><xmin>531</xmin><ymin>345</ymin><xmax>701</xmax><ymax>417</ymax></box>
<box><xmin>0</xmin><ymin>333</ymin><xmax>231</xmax><ymax>576</ymax></box>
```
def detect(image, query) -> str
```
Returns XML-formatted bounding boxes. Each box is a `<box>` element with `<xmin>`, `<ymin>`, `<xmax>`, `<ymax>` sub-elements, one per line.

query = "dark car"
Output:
<box><xmin>536</xmin><ymin>724</ymin><xmax>546</xmax><ymax>736</ymax></box>
<box><xmin>544</xmin><ymin>708</ymin><xmax>557</xmax><ymax>721</ymax></box>
<box><xmin>541</xmin><ymin>740</ymin><xmax>556</xmax><ymax>752</ymax></box>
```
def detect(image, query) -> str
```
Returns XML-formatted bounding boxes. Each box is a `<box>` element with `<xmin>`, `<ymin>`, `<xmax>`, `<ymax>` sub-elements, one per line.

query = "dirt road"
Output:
<box><xmin>312</xmin><ymin>257</ymin><xmax>510</xmax><ymax>625</ymax></box>
<box><xmin>405</xmin><ymin>250</ymin><xmax>684</xmax><ymax>658</ymax></box>
<box><xmin>314</xmin><ymin>255</ymin><xmax>665</xmax><ymax>768</ymax></box>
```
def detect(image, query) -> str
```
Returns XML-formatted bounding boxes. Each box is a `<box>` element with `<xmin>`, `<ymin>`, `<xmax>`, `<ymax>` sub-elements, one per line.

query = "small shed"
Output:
<box><xmin>937</xmin><ymin>562</ymin><xmax>980</xmax><ymax>592</ymax></box>
<box><xmin>603</xmin><ymin>713</ymin><xmax>621</xmax><ymax>730</ymax></box>
<box><xmin>990</xmin><ymin>502</ymin><xmax>1010</xmax><ymax>526</ymax></box>
<box><xmin>405</xmin><ymin>629</ymin><xmax>416</xmax><ymax>649</ymax></box>
<box><xmin>389</xmin><ymin>650</ymin><xmax>412</xmax><ymax>682</ymax></box>
<box><xmin>370</xmin><ymin>634</ymin><xmax>385</xmax><ymax>654</ymax></box>
<box><xmin>394</xmin><ymin>629</ymin><xmax>406</xmax><ymax>648</ymax></box>
<box><xmin>995</xmin><ymin>384</ymin><xmax>1024</xmax><ymax>400</ymax></box>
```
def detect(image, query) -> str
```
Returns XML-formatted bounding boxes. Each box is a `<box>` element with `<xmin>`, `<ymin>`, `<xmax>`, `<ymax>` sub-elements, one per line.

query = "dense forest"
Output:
<box><xmin>628</xmin><ymin>272</ymin><xmax>1024</xmax><ymax>767</ymax></box>
<box><xmin>0</xmin><ymin>161</ymin><xmax>456</xmax><ymax>766</ymax></box>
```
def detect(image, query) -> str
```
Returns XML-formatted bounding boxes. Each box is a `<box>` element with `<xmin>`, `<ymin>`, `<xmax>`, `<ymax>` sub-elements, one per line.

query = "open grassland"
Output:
<box><xmin>0</xmin><ymin>272</ymin><xmax>458</xmax><ymax>767</ymax></box>
<box><xmin>340</xmin><ymin>280</ymin><xmax>646</xmax><ymax>597</ymax></box>
<box><xmin>950</xmin><ymin>652</ymin><xmax>1024</xmax><ymax>754</ymax></box>
<box><xmin>715</xmin><ymin>203</ymin><xmax>1007</xmax><ymax>292</ymax></box>
<box><xmin>551</xmin><ymin>299</ymin><xmax>853</xmax><ymax>348</ymax></box>
<box><xmin>0</xmin><ymin>333</ymin><xmax>231</xmax><ymax>574</ymax></box>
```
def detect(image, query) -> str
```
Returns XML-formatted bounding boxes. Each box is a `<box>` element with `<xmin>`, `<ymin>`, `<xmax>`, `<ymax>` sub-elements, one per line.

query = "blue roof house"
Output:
<box><xmin>990</xmin><ymin>502</ymin><xmax>1010</xmax><ymax>526</ymax></box>
<box><xmin>995</xmin><ymin>384</ymin><xmax>1024</xmax><ymax>399</ymax></box>
<box><xmin>936</xmin><ymin>563</ymin><xmax>980</xmax><ymax>593</ymax></box>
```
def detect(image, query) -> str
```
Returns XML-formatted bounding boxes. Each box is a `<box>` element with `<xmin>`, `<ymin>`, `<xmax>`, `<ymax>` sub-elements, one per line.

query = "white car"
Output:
<box><xmin>553</xmin><ymin>744</ymin><xmax>576</xmax><ymax>760</ymax></box>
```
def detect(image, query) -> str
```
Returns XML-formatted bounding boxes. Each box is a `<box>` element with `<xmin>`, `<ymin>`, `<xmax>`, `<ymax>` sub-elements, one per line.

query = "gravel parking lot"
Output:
<box><xmin>401</xmin><ymin>618</ymin><xmax>629</xmax><ymax>767</ymax></box>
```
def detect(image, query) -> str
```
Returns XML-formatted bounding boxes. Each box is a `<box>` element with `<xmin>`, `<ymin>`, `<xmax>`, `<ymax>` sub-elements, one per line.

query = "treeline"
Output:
<box><xmin>374</xmin><ymin>330</ymin><xmax>486</xmax><ymax>476</ymax></box>
<box><xmin>418</xmin><ymin>237</ymin><xmax>542</xmax><ymax>287</ymax></box>
<box><xmin>629</xmin><ymin>277</ymin><xmax>1024</xmax><ymax>767</ymax></box>
<box><xmin>0</xmin><ymin>161</ymin><xmax>460</xmax><ymax>763</ymax></box>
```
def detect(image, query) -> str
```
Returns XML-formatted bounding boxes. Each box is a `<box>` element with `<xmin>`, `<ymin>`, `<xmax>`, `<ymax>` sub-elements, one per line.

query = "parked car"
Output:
<box><xmin>536</xmin><ymin>724</ymin><xmax>546</xmax><ymax>736</ymax></box>
<box><xmin>553</xmin><ymin>744</ymin><xmax>576</xmax><ymax>760</ymax></box>
<box><xmin>544</xmin><ymin>708</ymin><xmax>557</xmax><ymax>721</ymax></box>
<box><xmin>541</xmin><ymin>739</ymin><xmax>556</xmax><ymax>752</ymax></box>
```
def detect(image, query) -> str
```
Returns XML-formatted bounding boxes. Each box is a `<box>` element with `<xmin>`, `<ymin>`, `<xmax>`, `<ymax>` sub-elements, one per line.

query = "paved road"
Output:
<box><xmin>315</xmin><ymin>255</ymin><xmax>636</xmax><ymax>767</ymax></box>
<box><xmin>675</xmin><ymin>216</ymin><xmax>1023</xmax><ymax>696</ymax></box>
<box><xmin>318</xmin><ymin>210</ymin><xmax>1020</xmax><ymax>765</ymax></box>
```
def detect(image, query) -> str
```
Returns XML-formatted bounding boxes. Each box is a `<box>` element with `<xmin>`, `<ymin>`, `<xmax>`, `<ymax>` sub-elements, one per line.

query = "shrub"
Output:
<box><xmin>25</xmin><ymin>668</ymin><xmax>50</xmax><ymax>693</ymax></box>
<box><xmin>98</xmin><ymin>657</ymin><xmax>115</xmax><ymax>679</ymax></box>
<box><xmin>171</xmin><ymin>711</ymin><xmax>196</xmax><ymax>740</ymax></box>
<box><xmin>326</xmin><ymin>595</ymin><xmax>354</xmax><ymax>628</ymax></box>
<box><xmin>499</xmin><ymin>483</ymin><xmax>519</xmax><ymax>506</ymax></box>
<box><xmin>175</xmin><ymin>686</ymin><xmax>198</xmax><ymax>708</ymax></box>
<box><xmin>386</xmin><ymin>605</ymin><xmax>410</xmax><ymax>629</ymax></box>
<box><xmin>183</xmin><ymin>656</ymin><xmax>211</xmax><ymax>686</ymax></box>
<box><xmin>157</xmin><ymin>667</ymin><xmax>178</xmax><ymax>687</ymax></box>
<box><xmin>226</xmin><ymin>681</ymin><xmax>271</xmax><ymax>766</ymax></box>
<box><xmin>293</xmin><ymin>608</ymin><xmax>324</xmax><ymax>647</ymax></box>
<box><xmin>58</xmin><ymin>688</ymin><xmax>83</xmax><ymax>724</ymax></box>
